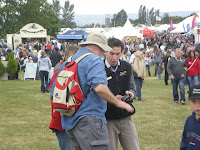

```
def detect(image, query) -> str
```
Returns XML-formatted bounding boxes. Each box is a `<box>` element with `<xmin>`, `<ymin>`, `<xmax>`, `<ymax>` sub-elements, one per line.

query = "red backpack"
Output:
<box><xmin>53</xmin><ymin>53</ymin><xmax>92</xmax><ymax>116</ymax></box>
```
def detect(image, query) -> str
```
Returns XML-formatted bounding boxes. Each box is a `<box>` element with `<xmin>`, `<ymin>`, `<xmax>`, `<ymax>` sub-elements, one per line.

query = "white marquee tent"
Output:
<box><xmin>171</xmin><ymin>12</ymin><xmax>200</xmax><ymax>34</ymax></box>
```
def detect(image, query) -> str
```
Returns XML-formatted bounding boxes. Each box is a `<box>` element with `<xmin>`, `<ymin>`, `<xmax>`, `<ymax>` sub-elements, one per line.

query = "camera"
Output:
<box><xmin>121</xmin><ymin>94</ymin><xmax>131</xmax><ymax>102</ymax></box>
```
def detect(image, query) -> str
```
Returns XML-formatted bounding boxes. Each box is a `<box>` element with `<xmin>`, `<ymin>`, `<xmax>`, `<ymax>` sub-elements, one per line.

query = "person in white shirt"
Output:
<box><xmin>144</xmin><ymin>53</ymin><xmax>152</xmax><ymax>76</ymax></box>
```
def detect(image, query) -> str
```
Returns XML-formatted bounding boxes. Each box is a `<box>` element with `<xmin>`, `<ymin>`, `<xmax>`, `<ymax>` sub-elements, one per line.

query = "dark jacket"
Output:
<box><xmin>180</xmin><ymin>112</ymin><xmax>200</xmax><ymax>150</ymax></box>
<box><xmin>50</xmin><ymin>51</ymin><xmax>62</xmax><ymax>67</ymax></box>
<box><xmin>105</xmin><ymin>60</ymin><xmax>135</xmax><ymax>120</ymax></box>
<box><xmin>167</xmin><ymin>56</ymin><xmax>187</xmax><ymax>78</ymax></box>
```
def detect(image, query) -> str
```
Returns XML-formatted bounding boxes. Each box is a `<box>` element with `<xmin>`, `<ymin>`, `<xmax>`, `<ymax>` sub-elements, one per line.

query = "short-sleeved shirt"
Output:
<box><xmin>53</xmin><ymin>47</ymin><xmax>108</xmax><ymax>130</ymax></box>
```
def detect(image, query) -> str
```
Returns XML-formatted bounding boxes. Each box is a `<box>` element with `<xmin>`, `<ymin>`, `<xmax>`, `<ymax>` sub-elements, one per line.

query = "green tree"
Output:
<box><xmin>61</xmin><ymin>0</ymin><xmax>76</xmax><ymax>28</ymax></box>
<box><xmin>161</xmin><ymin>13</ymin><xmax>170</xmax><ymax>24</ymax></box>
<box><xmin>111</xmin><ymin>9</ymin><xmax>128</xmax><ymax>27</ymax></box>
<box><xmin>17</xmin><ymin>0</ymin><xmax>60</xmax><ymax>36</ymax></box>
<box><xmin>0</xmin><ymin>0</ymin><xmax>21</xmax><ymax>38</ymax></box>
<box><xmin>52</xmin><ymin>0</ymin><xmax>61</xmax><ymax>16</ymax></box>
<box><xmin>142</xmin><ymin>6</ymin><xmax>146</xmax><ymax>24</ymax></box>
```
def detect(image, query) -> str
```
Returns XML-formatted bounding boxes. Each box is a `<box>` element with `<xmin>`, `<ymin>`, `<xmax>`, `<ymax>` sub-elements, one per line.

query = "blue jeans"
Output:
<box><xmin>39</xmin><ymin>71</ymin><xmax>49</xmax><ymax>92</ymax></box>
<box><xmin>158</xmin><ymin>74</ymin><xmax>161</xmax><ymax>80</ymax></box>
<box><xmin>55</xmin><ymin>130</ymin><xmax>70</xmax><ymax>150</ymax></box>
<box><xmin>135</xmin><ymin>77</ymin><xmax>143</xmax><ymax>100</ymax></box>
<box><xmin>171</xmin><ymin>77</ymin><xmax>185</xmax><ymax>102</ymax></box>
<box><xmin>187</xmin><ymin>75</ymin><xmax>199</xmax><ymax>90</ymax></box>
<box><xmin>146</xmin><ymin>65</ymin><xmax>151</xmax><ymax>76</ymax></box>
<box><xmin>154</xmin><ymin>62</ymin><xmax>159</xmax><ymax>76</ymax></box>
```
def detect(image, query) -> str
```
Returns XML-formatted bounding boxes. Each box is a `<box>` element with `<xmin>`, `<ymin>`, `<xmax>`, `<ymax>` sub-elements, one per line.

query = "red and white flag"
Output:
<box><xmin>156</xmin><ymin>16</ymin><xmax>161</xmax><ymax>21</ymax></box>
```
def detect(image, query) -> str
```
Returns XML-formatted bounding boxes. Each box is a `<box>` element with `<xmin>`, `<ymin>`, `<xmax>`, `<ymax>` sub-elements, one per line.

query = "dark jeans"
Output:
<box><xmin>164</xmin><ymin>68</ymin><xmax>169</xmax><ymax>84</ymax></box>
<box><xmin>146</xmin><ymin>65</ymin><xmax>151</xmax><ymax>76</ymax></box>
<box><xmin>135</xmin><ymin>77</ymin><xmax>143</xmax><ymax>100</ymax></box>
<box><xmin>154</xmin><ymin>62</ymin><xmax>159</xmax><ymax>76</ymax></box>
<box><xmin>186</xmin><ymin>75</ymin><xmax>199</xmax><ymax>91</ymax></box>
<box><xmin>39</xmin><ymin>71</ymin><xmax>49</xmax><ymax>92</ymax></box>
<box><xmin>171</xmin><ymin>77</ymin><xmax>185</xmax><ymax>102</ymax></box>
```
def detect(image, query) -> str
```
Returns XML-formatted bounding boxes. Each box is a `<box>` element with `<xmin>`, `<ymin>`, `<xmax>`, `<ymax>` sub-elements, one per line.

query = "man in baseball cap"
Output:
<box><xmin>180</xmin><ymin>84</ymin><xmax>200</xmax><ymax>149</ymax></box>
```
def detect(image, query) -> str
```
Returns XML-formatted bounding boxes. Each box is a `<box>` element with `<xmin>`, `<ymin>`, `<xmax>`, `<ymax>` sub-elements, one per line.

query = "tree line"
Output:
<box><xmin>111</xmin><ymin>5</ymin><xmax>191</xmax><ymax>27</ymax></box>
<box><xmin>0</xmin><ymin>0</ymin><xmax>75</xmax><ymax>39</ymax></box>
<box><xmin>0</xmin><ymin>1</ymin><xmax>194</xmax><ymax>39</ymax></box>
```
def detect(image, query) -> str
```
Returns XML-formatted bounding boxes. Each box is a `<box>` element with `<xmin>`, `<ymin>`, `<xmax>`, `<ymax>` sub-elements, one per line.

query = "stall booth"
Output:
<box><xmin>56</xmin><ymin>30</ymin><xmax>88</xmax><ymax>44</ymax></box>
<box><xmin>140</xmin><ymin>27</ymin><xmax>154</xmax><ymax>38</ymax></box>
<box><xmin>7</xmin><ymin>23</ymin><xmax>51</xmax><ymax>51</ymax></box>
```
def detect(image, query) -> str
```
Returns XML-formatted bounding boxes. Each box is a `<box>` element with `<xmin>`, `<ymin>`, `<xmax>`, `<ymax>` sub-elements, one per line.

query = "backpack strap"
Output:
<box><xmin>75</xmin><ymin>53</ymin><xmax>93</xmax><ymax>63</ymax></box>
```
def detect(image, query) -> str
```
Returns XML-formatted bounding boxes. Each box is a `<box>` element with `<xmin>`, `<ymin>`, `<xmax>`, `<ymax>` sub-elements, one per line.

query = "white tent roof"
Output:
<box><xmin>171</xmin><ymin>12</ymin><xmax>200</xmax><ymax>33</ymax></box>
<box><xmin>122</xmin><ymin>19</ymin><xmax>139</xmax><ymax>36</ymax></box>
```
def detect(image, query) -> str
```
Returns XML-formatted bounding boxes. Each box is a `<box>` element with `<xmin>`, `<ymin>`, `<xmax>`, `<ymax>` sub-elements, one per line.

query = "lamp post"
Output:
<box><xmin>12</xmin><ymin>35</ymin><xmax>15</xmax><ymax>51</ymax></box>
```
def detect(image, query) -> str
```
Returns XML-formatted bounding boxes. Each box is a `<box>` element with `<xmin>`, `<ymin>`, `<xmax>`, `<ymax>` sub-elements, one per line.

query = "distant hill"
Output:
<box><xmin>74</xmin><ymin>11</ymin><xmax>200</xmax><ymax>26</ymax></box>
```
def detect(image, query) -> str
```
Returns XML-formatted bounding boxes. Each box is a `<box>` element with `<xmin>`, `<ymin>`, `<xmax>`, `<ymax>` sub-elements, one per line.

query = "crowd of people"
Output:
<box><xmin>1</xmin><ymin>31</ymin><xmax>200</xmax><ymax>149</ymax></box>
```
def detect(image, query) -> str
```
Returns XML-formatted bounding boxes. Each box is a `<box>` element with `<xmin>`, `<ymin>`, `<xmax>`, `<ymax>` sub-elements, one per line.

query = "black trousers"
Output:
<box><xmin>164</xmin><ymin>69</ymin><xmax>169</xmax><ymax>84</ymax></box>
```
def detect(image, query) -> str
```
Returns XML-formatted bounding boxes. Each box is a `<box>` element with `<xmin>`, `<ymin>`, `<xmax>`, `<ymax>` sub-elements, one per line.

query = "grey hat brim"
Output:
<box><xmin>80</xmin><ymin>41</ymin><xmax>112</xmax><ymax>52</ymax></box>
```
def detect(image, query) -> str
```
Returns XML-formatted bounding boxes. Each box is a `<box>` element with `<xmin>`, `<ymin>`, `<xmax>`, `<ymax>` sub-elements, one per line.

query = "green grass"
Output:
<box><xmin>0</xmin><ymin>67</ymin><xmax>192</xmax><ymax>150</ymax></box>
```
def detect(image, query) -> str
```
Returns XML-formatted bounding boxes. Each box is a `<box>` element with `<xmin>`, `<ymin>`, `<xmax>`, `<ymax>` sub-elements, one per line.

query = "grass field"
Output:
<box><xmin>0</xmin><ymin>67</ymin><xmax>192</xmax><ymax>150</ymax></box>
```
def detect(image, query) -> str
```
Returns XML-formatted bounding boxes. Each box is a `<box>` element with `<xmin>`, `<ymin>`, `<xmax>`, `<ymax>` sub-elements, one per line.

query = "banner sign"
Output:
<box><xmin>24</xmin><ymin>63</ymin><xmax>37</xmax><ymax>81</ymax></box>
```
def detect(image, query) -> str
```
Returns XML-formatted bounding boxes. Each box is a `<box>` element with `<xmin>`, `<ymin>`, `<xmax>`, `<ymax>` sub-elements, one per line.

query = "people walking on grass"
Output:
<box><xmin>157</xmin><ymin>62</ymin><xmax>163</xmax><ymax>80</ymax></box>
<box><xmin>154</xmin><ymin>49</ymin><xmax>163</xmax><ymax>77</ymax></box>
<box><xmin>167</xmin><ymin>48</ymin><xmax>187</xmax><ymax>104</ymax></box>
<box><xmin>163</xmin><ymin>50</ymin><xmax>171</xmax><ymax>85</ymax></box>
<box><xmin>144</xmin><ymin>53</ymin><xmax>151</xmax><ymax>76</ymax></box>
<box><xmin>38</xmin><ymin>50</ymin><xmax>52</xmax><ymax>93</ymax></box>
<box><xmin>185</xmin><ymin>50</ymin><xmax>200</xmax><ymax>91</ymax></box>
<box><xmin>133</xmin><ymin>50</ymin><xmax>146</xmax><ymax>101</ymax></box>
<box><xmin>180</xmin><ymin>84</ymin><xmax>200</xmax><ymax>150</ymax></box>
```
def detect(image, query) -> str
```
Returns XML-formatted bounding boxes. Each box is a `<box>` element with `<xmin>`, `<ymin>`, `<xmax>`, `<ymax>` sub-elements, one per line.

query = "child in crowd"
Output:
<box><xmin>180</xmin><ymin>84</ymin><xmax>200</xmax><ymax>150</ymax></box>
<box><xmin>157</xmin><ymin>62</ymin><xmax>163</xmax><ymax>80</ymax></box>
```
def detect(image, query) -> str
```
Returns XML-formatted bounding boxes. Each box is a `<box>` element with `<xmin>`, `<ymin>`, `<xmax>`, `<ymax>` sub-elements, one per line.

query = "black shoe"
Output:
<box><xmin>165</xmin><ymin>83</ymin><xmax>168</xmax><ymax>85</ymax></box>
<box><xmin>138</xmin><ymin>99</ymin><xmax>143</xmax><ymax>101</ymax></box>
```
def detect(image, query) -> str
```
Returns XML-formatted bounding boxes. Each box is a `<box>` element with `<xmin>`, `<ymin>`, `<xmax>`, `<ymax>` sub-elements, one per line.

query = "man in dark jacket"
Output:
<box><xmin>104</xmin><ymin>37</ymin><xmax>140</xmax><ymax>150</ymax></box>
<box><xmin>50</xmin><ymin>47</ymin><xmax>62</xmax><ymax>67</ymax></box>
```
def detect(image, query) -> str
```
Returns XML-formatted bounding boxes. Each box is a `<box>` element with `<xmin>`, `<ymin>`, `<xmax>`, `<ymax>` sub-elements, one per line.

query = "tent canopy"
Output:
<box><xmin>56</xmin><ymin>30</ymin><xmax>88</xmax><ymax>40</ymax></box>
<box><xmin>140</xmin><ymin>28</ymin><xmax>154</xmax><ymax>37</ymax></box>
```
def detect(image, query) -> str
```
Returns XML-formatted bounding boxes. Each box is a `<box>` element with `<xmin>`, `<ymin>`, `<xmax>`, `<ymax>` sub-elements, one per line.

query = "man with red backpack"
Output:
<box><xmin>50</xmin><ymin>32</ymin><xmax>134</xmax><ymax>150</ymax></box>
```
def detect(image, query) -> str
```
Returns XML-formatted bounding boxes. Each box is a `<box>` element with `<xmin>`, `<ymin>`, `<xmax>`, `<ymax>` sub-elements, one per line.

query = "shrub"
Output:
<box><xmin>6</xmin><ymin>57</ymin><xmax>17</xmax><ymax>76</ymax></box>
<box><xmin>0</xmin><ymin>57</ymin><xmax>5</xmax><ymax>75</ymax></box>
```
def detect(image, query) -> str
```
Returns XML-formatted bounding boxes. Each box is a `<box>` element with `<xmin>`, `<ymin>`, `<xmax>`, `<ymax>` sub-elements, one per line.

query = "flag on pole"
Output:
<box><xmin>156</xmin><ymin>16</ymin><xmax>161</xmax><ymax>21</ymax></box>
<box><xmin>191</xmin><ymin>13</ymin><xmax>199</xmax><ymax>29</ymax></box>
<box><xmin>170</xmin><ymin>18</ymin><xmax>173</xmax><ymax>31</ymax></box>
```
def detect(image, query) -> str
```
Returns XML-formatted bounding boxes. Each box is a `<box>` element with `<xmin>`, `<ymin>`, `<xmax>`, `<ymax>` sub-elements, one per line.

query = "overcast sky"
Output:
<box><xmin>48</xmin><ymin>0</ymin><xmax>200</xmax><ymax>15</ymax></box>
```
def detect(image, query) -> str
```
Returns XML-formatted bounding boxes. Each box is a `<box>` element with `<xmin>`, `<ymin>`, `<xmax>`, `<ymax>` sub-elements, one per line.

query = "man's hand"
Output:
<box><xmin>125</xmin><ymin>91</ymin><xmax>134</xmax><ymax>99</ymax></box>
<box><xmin>181</xmin><ymin>74</ymin><xmax>184</xmax><ymax>77</ymax></box>
<box><xmin>116</xmin><ymin>94</ymin><xmax>122</xmax><ymax>100</ymax></box>
<box><xmin>184</xmin><ymin>67</ymin><xmax>188</xmax><ymax>71</ymax></box>
<box><xmin>115</xmin><ymin>100</ymin><xmax>134</xmax><ymax>112</ymax></box>
<box><xmin>170</xmin><ymin>75</ymin><xmax>174</xmax><ymax>79</ymax></box>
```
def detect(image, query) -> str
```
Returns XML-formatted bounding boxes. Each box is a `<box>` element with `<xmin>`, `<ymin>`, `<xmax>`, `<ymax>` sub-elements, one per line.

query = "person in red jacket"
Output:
<box><xmin>49</xmin><ymin>45</ymin><xmax>79</xmax><ymax>150</ymax></box>
<box><xmin>186</xmin><ymin>50</ymin><xmax>200</xmax><ymax>91</ymax></box>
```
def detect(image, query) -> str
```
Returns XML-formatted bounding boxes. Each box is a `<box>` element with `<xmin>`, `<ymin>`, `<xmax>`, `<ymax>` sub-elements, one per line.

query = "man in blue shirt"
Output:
<box><xmin>51</xmin><ymin>32</ymin><xmax>133</xmax><ymax>150</ymax></box>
